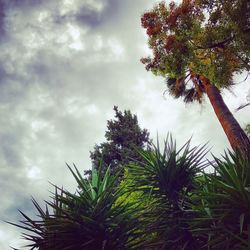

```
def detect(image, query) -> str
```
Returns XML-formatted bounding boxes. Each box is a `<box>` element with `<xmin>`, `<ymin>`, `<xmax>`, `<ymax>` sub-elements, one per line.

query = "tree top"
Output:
<box><xmin>141</xmin><ymin>0</ymin><xmax>250</xmax><ymax>102</ymax></box>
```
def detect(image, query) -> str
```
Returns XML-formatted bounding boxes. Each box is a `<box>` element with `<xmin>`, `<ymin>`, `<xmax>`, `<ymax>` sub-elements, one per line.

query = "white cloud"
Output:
<box><xmin>61</xmin><ymin>0</ymin><xmax>77</xmax><ymax>15</ymax></box>
<box><xmin>67</xmin><ymin>23</ymin><xmax>84</xmax><ymax>51</ymax></box>
<box><xmin>27</xmin><ymin>165</ymin><xmax>41</xmax><ymax>179</ymax></box>
<box><xmin>93</xmin><ymin>35</ymin><xmax>103</xmax><ymax>50</ymax></box>
<box><xmin>38</xmin><ymin>11</ymin><xmax>49</xmax><ymax>23</ymax></box>
<box><xmin>85</xmin><ymin>0</ymin><xmax>106</xmax><ymax>12</ymax></box>
<box><xmin>108</xmin><ymin>38</ymin><xmax>124</xmax><ymax>57</ymax></box>
<box><xmin>61</xmin><ymin>0</ymin><xmax>106</xmax><ymax>16</ymax></box>
<box><xmin>85</xmin><ymin>104</ymin><xmax>99</xmax><ymax>114</ymax></box>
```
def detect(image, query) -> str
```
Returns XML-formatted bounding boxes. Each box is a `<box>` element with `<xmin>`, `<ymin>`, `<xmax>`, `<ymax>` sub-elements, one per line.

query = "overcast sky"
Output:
<box><xmin>0</xmin><ymin>0</ymin><xmax>249</xmax><ymax>248</ymax></box>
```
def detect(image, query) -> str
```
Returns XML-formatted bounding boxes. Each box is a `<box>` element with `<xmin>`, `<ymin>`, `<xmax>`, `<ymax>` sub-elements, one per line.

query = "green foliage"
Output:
<box><xmin>141</xmin><ymin>0</ymin><xmax>250</xmax><ymax>102</ymax></box>
<box><xmin>126</xmin><ymin>136</ymin><xmax>209</xmax><ymax>249</ymax></box>
<box><xmin>87</xmin><ymin>106</ymin><xmax>151</xmax><ymax>179</ymax></box>
<box><xmin>191</xmin><ymin>152</ymin><xmax>250</xmax><ymax>249</ymax></box>
<box><xmin>127</xmin><ymin>136</ymin><xmax>208</xmax><ymax>202</ymax></box>
<box><xmin>11</xmin><ymin>137</ymin><xmax>250</xmax><ymax>249</ymax></box>
<box><xmin>9</xmin><ymin>165</ymin><xmax>143</xmax><ymax>249</ymax></box>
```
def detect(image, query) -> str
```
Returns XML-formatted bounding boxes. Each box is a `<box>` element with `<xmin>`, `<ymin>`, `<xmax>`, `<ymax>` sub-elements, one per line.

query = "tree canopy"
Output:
<box><xmin>141</xmin><ymin>0</ymin><xmax>250</xmax><ymax>102</ymax></box>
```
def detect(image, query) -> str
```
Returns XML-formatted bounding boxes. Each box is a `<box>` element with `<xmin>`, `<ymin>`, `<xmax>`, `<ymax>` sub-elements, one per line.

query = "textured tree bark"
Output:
<box><xmin>200</xmin><ymin>76</ymin><xmax>250</xmax><ymax>158</ymax></box>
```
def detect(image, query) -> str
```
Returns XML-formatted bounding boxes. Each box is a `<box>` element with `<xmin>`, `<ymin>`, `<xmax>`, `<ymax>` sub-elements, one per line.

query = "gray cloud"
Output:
<box><xmin>0</xmin><ymin>0</ymin><xmax>249</xmax><ymax>248</ymax></box>
<box><xmin>52</xmin><ymin>0</ymin><xmax>122</xmax><ymax>29</ymax></box>
<box><xmin>3</xmin><ymin>0</ymin><xmax>43</xmax><ymax>8</ymax></box>
<box><xmin>0</xmin><ymin>1</ymin><xmax>6</xmax><ymax>40</ymax></box>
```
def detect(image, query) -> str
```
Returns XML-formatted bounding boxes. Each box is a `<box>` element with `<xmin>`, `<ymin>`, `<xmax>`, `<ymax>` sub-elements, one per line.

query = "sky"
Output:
<box><xmin>0</xmin><ymin>0</ymin><xmax>249</xmax><ymax>249</ymax></box>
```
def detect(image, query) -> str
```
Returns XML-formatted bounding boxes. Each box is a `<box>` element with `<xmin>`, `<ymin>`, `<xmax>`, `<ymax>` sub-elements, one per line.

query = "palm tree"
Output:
<box><xmin>9</xmin><ymin>165</ymin><xmax>143</xmax><ymax>249</ymax></box>
<box><xmin>141</xmin><ymin>0</ymin><xmax>250</xmax><ymax>157</ymax></box>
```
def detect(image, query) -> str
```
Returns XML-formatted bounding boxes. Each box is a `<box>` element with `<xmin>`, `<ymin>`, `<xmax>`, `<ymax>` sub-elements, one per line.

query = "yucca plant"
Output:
<box><xmin>126</xmin><ymin>136</ymin><xmax>209</xmax><ymax>249</ymax></box>
<box><xmin>9</xmin><ymin>164</ymin><xmax>143</xmax><ymax>249</ymax></box>
<box><xmin>191</xmin><ymin>152</ymin><xmax>250</xmax><ymax>249</ymax></box>
<box><xmin>12</xmin><ymin>137</ymin><xmax>250</xmax><ymax>249</ymax></box>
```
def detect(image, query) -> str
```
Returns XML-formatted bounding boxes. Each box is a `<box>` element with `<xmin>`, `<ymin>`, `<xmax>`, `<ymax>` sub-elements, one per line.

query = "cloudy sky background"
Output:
<box><xmin>0</xmin><ymin>0</ymin><xmax>249</xmax><ymax>248</ymax></box>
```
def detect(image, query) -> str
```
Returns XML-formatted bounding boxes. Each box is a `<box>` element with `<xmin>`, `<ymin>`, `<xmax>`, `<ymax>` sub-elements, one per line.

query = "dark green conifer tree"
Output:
<box><xmin>85</xmin><ymin>106</ymin><xmax>151</xmax><ymax>178</ymax></box>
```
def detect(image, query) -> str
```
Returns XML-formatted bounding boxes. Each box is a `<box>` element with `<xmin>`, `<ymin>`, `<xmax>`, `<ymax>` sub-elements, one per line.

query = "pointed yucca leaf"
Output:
<box><xmin>100</xmin><ymin>166</ymin><xmax>111</xmax><ymax>192</ymax></box>
<box><xmin>187</xmin><ymin>144</ymin><xmax>210</xmax><ymax>169</ymax></box>
<box><xmin>67</xmin><ymin>164</ymin><xmax>91</xmax><ymax>197</ymax></box>
<box><xmin>45</xmin><ymin>201</ymin><xmax>73</xmax><ymax>220</ymax></box>
<box><xmin>79</xmin><ymin>238</ymin><xmax>95</xmax><ymax>247</ymax></box>
<box><xmin>53</xmin><ymin>191</ymin><xmax>84</xmax><ymax>209</ymax></box>
<box><xmin>240</xmin><ymin>213</ymin><xmax>245</xmax><ymax>234</ymax></box>
<box><xmin>72</xmin><ymin>163</ymin><xmax>86</xmax><ymax>184</ymax></box>
<box><xmin>221</xmin><ymin>163</ymin><xmax>242</xmax><ymax>188</ymax></box>
<box><xmin>55</xmin><ymin>183</ymin><xmax>92</xmax><ymax>209</ymax></box>
<box><xmin>30</xmin><ymin>197</ymin><xmax>47</xmax><ymax>219</ymax></box>
<box><xmin>53</xmin><ymin>185</ymin><xmax>62</xmax><ymax>216</ymax></box>
<box><xmin>88</xmin><ymin>181</ymin><xmax>97</xmax><ymax>201</ymax></box>
<box><xmin>223</xmin><ymin>227</ymin><xmax>249</xmax><ymax>247</ymax></box>
<box><xmin>7</xmin><ymin>221</ymin><xmax>41</xmax><ymax>235</ymax></box>
<box><xmin>176</xmin><ymin>137</ymin><xmax>191</xmax><ymax>155</ymax></box>
<box><xmin>18</xmin><ymin>210</ymin><xmax>43</xmax><ymax>231</ymax></box>
<box><xmin>91</xmin><ymin>167</ymin><xmax>98</xmax><ymax>189</ymax></box>
<box><xmin>21</xmin><ymin>232</ymin><xmax>42</xmax><ymax>241</ymax></box>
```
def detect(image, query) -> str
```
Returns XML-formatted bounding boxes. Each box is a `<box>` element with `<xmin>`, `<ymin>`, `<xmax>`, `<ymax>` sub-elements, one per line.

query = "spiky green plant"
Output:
<box><xmin>126</xmin><ymin>136</ymin><xmax>209</xmax><ymax>249</ymax></box>
<box><xmin>11</xmin><ymin>136</ymin><xmax>250</xmax><ymax>250</ymax></box>
<box><xmin>191</xmin><ymin>152</ymin><xmax>250</xmax><ymax>249</ymax></box>
<box><xmin>9</xmin><ymin>165</ymin><xmax>143</xmax><ymax>250</ymax></box>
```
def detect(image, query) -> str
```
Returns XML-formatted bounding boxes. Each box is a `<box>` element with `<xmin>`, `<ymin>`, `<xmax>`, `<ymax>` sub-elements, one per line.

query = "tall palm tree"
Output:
<box><xmin>141</xmin><ymin>0</ymin><xmax>250</xmax><ymax>157</ymax></box>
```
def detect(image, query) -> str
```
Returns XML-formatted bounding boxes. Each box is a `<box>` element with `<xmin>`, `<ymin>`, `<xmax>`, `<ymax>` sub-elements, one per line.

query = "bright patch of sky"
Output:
<box><xmin>27</xmin><ymin>165</ymin><xmax>41</xmax><ymax>179</ymax></box>
<box><xmin>85</xmin><ymin>0</ymin><xmax>106</xmax><ymax>12</ymax></box>
<box><xmin>61</xmin><ymin>0</ymin><xmax>105</xmax><ymax>15</ymax></box>
<box><xmin>85</xmin><ymin>104</ymin><xmax>99</xmax><ymax>114</ymax></box>
<box><xmin>66</xmin><ymin>23</ymin><xmax>84</xmax><ymax>51</ymax></box>
<box><xmin>38</xmin><ymin>11</ymin><xmax>49</xmax><ymax>23</ymax></box>
<box><xmin>52</xmin><ymin>24</ymin><xmax>85</xmax><ymax>54</ymax></box>
<box><xmin>108</xmin><ymin>38</ymin><xmax>125</xmax><ymax>58</ymax></box>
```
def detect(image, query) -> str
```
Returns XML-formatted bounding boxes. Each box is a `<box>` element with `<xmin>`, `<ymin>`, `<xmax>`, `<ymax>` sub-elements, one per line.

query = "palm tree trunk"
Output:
<box><xmin>200</xmin><ymin>76</ymin><xmax>250</xmax><ymax>158</ymax></box>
